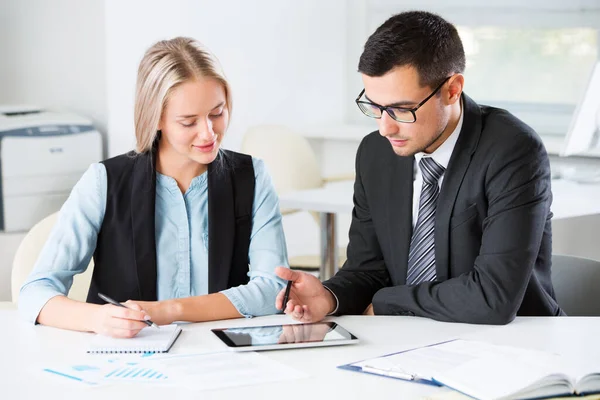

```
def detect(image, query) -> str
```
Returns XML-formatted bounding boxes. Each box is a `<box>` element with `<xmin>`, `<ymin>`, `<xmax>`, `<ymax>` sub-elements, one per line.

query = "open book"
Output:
<box><xmin>87</xmin><ymin>324</ymin><xmax>182</xmax><ymax>354</ymax></box>
<box><xmin>340</xmin><ymin>339</ymin><xmax>599</xmax><ymax>400</ymax></box>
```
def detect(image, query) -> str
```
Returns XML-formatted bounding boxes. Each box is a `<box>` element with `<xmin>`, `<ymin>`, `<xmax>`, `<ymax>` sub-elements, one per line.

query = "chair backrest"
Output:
<box><xmin>551</xmin><ymin>254</ymin><xmax>600</xmax><ymax>316</ymax></box>
<box><xmin>241</xmin><ymin>125</ymin><xmax>323</xmax><ymax>196</ymax></box>
<box><xmin>11</xmin><ymin>212</ymin><xmax>94</xmax><ymax>303</ymax></box>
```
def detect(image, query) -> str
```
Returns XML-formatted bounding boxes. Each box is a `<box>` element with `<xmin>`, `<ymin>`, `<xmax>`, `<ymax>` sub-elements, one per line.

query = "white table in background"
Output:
<box><xmin>278</xmin><ymin>178</ymin><xmax>600</xmax><ymax>280</ymax></box>
<box><xmin>1</xmin><ymin>311</ymin><xmax>599</xmax><ymax>400</ymax></box>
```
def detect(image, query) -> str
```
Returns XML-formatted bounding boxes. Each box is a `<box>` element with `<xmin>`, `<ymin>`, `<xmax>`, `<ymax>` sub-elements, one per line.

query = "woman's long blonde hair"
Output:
<box><xmin>134</xmin><ymin>37</ymin><xmax>232</xmax><ymax>153</ymax></box>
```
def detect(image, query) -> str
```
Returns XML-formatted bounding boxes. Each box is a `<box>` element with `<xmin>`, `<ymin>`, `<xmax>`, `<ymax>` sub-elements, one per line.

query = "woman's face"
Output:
<box><xmin>158</xmin><ymin>77</ymin><xmax>229</xmax><ymax>167</ymax></box>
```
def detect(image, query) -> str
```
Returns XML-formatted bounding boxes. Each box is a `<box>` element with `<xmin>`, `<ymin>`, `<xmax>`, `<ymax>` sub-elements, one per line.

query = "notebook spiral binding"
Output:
<box><xmin>87</xmin><ymin>349</ymin><xmax>163</xmax><ymax>354</ymax></box>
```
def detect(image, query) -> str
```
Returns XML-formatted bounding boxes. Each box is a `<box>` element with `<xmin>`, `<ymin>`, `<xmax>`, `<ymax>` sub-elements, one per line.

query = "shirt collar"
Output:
<box><xmin>414</xmin><ymin>100</ymin><xmax>464</xmax><ymax>170</ymax></box>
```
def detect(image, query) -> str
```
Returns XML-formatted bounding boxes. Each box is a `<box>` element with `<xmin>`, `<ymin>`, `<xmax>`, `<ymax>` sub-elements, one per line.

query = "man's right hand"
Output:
<box><xmin>275</xmin><ymin>267</ymin><xmax>337</xmax><ymax>322</ymax></box>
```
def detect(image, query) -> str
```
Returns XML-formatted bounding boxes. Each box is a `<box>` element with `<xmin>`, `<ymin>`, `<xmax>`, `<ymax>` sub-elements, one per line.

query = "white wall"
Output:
<box><xmin>105</xmin><ymin>0</ymin><xmax>348</xmax><ymax>156</ymax></box>
<box><xmin>0</xmin><ymin>0</ymin><xmax>107</xmax><ymax>139</ymax></box>
<box><xmin>0</xmin><ymin>0</ymin><xmax>107</xmax><ymax>301</ymax></box>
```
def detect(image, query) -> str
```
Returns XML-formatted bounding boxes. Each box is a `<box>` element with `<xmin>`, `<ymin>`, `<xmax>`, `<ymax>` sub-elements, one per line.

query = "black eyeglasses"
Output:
<box><xmin>355</xmin><ymin>76</ymin><xmax>451</xmax><ymax>123</ymax></box>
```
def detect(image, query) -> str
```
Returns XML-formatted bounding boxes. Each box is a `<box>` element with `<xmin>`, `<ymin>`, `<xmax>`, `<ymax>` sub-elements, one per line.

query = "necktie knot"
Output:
<box><xmin>419</xmin><ymin>157</ymin><xmax>445</xmax><ymax>185</ymax></box>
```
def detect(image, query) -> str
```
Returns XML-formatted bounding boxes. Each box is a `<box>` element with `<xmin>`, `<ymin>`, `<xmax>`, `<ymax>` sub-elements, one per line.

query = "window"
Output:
<box><xmin>460</xmin><ymin>27</ymin><xmax>597</xmax><ymax>106</ymax></box>
<box><xmin>458</xmin><ymin>26</ymin><xmax>597</xmax><ymax>136</ymax></box>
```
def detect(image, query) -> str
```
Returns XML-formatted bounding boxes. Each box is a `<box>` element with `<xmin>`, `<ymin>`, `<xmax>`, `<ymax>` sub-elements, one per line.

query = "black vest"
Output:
<box><xmin>86</xmin><ymin>149</ymin><xmax>255</xmax><ymax>304</ymax></box>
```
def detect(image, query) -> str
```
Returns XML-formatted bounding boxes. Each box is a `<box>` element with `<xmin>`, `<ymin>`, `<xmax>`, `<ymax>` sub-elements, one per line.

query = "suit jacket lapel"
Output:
<box><xmin>131</xmin><ymin>151</ymin><xmax>158</xmax><ymax>301</ymax></box>
<box><xmin>435</xmin><ymin>94</ymin><xmax>482</xmax><ymax>280</ymax></box>
<box><xmin>386</xmin><ymin>153</ymin><xmax>414</xmax><ymax>284</ymax></box>
<box><xmin>207</xmin><ymin>154</ymin><xmax>235</xmax><ymax>293</ymax></box>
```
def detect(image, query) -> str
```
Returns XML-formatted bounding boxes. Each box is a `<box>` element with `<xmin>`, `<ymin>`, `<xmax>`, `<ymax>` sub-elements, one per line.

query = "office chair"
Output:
<box><xmin>551</xmin><ymin>254</ymin><xmax>600</xmax><ymax>316</ymax></box>
<box><xmin>11</xmin><ymin>212</ymin><xmax>94</xmax><ymax>303</ymax></box>
<box><xmin>240</xmin><ymin>125</ymin><xmax>352</xmax><ymax>275</ymax></box>
<box><xmin>552</xmin><ymin>214</ymin><xmax>600</xmax><ymax>262</ymax></box>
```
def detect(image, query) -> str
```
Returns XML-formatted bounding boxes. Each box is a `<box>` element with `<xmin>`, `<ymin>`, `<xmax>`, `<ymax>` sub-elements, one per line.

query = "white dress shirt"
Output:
<box><xmin>412</xmin><ymin>103</ymin><xmax>464</xmax><ymax>227</ymax></box>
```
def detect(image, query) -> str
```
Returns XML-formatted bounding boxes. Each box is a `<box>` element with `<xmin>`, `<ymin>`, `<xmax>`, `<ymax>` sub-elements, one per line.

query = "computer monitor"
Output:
<box><xmin>561</xmin><ymin>61</ymin><xmax>600</xmax><ymax>157</ymax></box>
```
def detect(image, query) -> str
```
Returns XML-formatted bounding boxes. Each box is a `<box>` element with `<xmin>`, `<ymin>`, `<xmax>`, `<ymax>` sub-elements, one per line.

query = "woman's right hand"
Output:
<box><xmin>90</xmin><ymin>301</ymin><xmax>150</xmax><ymax>338</ymax></box>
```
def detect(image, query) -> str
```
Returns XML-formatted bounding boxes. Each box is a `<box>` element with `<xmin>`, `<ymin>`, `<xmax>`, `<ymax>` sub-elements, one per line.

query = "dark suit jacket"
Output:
<box><xmin>323</xmin><ymin>94</ymin><xmax>563</xmax><ymax>324</ymax></box>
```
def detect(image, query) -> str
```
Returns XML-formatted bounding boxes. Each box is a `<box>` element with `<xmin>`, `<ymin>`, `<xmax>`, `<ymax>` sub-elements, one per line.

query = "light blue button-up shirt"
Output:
<box><xmin>19</xmin><ymin>157</ymin><xmax>288</xmax><ymax>323</ymax></box>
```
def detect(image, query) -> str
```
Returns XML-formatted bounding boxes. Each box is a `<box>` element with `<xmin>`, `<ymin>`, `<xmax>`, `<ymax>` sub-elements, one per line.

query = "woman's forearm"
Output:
<box><xmin>37</xmin><ymin>295</ymin><xmax>102</xmax><ymax>332</ymax></box>
<box><xmin>170</xmin><ymin>293</ymin><xmax>242</xmax><ymax>322</ymax></box>
<box><xmin>38</xmin><ymin>293</ymin><xmax>244</xmax><ymax>330</ymax></box>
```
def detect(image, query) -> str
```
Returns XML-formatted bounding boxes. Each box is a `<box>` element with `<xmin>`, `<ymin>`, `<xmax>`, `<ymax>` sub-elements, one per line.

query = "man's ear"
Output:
<box><xmin>447</xmin><ymin>74</ymin><xmax>464</xmax><ymax>104</ymax></box>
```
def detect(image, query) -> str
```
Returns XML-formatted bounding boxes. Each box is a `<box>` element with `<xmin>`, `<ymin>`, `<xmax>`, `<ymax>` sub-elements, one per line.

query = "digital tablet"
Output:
<box><xmin>211</xmin><ymin>321</ymin><xmax>359</xmax><ymax>351</ymax></box>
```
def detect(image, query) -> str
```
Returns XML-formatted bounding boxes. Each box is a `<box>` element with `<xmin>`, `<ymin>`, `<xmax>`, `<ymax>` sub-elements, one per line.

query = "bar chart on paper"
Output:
<box><xmin>104</xmin><ymin>365</ymin><xmax>169</xmax><ymax>382</ymax></box>
<box><xmin>41</xmin><ymin>355</ymin><xmax>173</xmax><ymax>386</ymax></box>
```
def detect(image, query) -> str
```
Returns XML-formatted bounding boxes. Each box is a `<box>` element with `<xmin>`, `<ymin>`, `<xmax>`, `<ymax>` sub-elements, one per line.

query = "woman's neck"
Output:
<box><xmin>156</xmin><ymin>145</ymin><xmax>207</xmax><ymax>194</ymax></box>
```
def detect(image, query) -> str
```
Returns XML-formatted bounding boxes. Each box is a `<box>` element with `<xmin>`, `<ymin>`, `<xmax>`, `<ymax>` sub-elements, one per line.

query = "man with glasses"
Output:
<box><xmin>276</xmin><ymin>11</ymin><xmax>563</xmax><ymax>324</ymax></box>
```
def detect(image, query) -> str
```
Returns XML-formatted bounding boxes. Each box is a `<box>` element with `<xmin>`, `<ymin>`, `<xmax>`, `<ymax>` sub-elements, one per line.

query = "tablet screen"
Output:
<box><xmin>212</xmin><ymin>322</ymin><xmax>358</xmax><ymax>348</ymax></box>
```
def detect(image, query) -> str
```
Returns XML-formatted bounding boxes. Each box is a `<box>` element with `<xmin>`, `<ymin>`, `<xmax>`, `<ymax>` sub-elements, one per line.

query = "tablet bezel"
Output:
<box><xmin>211</xmin><ymin>321</ymin><xmax>359</xmax><ymax>352</ymax></box>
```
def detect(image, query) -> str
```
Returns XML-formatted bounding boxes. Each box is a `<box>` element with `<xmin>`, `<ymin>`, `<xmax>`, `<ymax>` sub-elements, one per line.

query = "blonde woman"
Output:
<box><xmin>19</xmin><ymin>37</ymin><xmax>289</xmax><ymax>337</ymax></box>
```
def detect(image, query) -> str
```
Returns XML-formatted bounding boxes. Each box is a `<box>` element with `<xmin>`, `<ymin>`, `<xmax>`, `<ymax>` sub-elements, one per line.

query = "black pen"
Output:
<box><xmin>282</xmin><ymin>280</ymin><xmax>293</xmax><ymax>310</ymax></box>
<box><xmin>98</xmin><ymin>293</ymin><xmax>159</xmax><ymax>329</ymax></box>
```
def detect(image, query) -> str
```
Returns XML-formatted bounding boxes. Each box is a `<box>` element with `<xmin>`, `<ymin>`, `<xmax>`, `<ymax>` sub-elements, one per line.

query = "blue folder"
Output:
<box><xmin>337</xmin><ymin>340</ymin><xmax>458</xmax><ymax>387</ymax></box>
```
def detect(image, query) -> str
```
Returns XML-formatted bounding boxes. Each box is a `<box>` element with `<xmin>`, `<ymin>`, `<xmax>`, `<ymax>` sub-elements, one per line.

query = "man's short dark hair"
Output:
<box><xmin>358</xmin><ymin>11</ymin><xmax>466</xmax><ymax>88</ymax></box>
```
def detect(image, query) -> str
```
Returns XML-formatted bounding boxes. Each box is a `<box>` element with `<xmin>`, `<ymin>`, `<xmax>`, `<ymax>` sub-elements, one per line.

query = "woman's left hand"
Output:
<box><xmin>125</xmin><ymin>300</ymin><xmax>179</xmax><ymax>326</ymax></box>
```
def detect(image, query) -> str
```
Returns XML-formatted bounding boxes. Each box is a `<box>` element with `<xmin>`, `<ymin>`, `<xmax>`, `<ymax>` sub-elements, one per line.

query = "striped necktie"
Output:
<box><xmin>406</xmin><ymin>157</ymin><xmax>445</xmax><ymax>285</ymax></box>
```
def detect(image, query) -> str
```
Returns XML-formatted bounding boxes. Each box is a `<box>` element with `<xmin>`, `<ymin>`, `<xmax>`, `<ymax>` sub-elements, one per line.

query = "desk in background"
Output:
<box><xmin>0</xmin><ymin>232</ymin><xmax>25</xmax><ymax>301</ymax></box>
<box><xmin>279</xmin><ymin>179</ymin><xmax>600</xmax><ymax>280</ymax></box>
<box><xmin>0</xmin><ymin>311</ymin><xmax>598</xmax><ymax>400</ymax></box>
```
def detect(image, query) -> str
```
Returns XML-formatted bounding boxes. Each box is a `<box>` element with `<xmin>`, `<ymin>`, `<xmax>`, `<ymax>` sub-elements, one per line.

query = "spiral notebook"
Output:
<box><xmin>87</xmin><ymin>324</ymin><xmax>182</xmax><ymax>354</ymax></box>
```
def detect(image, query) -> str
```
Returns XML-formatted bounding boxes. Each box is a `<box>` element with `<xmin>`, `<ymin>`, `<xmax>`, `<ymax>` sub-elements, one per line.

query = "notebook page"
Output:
<box><xmin>430</xmin><ymin>341</ymin><xmax>571</xmax><ymax>400</ymax></box>
<box><xmin>87</xmin><ymin>324</ymin><xmax>181</xmax><ymax>353</ymax></box>
<box><xmin>353</xmin><ymin>339</ymin><xmax>522</xmax><ymax>380</ymax></box>
<box><xmin>570</xmin><ymin>360</ymin><xmax>600</xmax><ymax>394</ymax></box>
<box><xmin>576</xmin><ymin>374</ymin><xmax>600</xmax><ymax>395</ymax></box>
<box><xmin>436</xmin><ymin>356</ymin><xmax>572</xmax><ymax>400</ymax></box>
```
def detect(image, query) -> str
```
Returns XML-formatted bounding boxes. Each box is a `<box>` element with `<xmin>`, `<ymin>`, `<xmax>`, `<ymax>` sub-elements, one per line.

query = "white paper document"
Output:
<box><xmin>149</xmin><ymin>352</ymin><xmax>306</xmax><ymax>390</ymax></box>
<box><xmin>42</xmin><ymin>351</ymin><xmax>307</xmax><ymax>390</ymax></box>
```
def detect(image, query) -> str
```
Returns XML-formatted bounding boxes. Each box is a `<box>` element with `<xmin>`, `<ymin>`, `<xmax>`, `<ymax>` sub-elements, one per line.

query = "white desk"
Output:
<box><xmin>1</xmin><ymin>311</ymin><xmax>599</xmax><ymax>400</ymax></box>
<box><xmin>299</xmin><ymin>124</ymin><xmax>600</xmax><ymax>157</ymax></box>
<box><xmin>279</xmin><ymin>179</ymin><xmax>600</xmax><ymax>279</ymax></box>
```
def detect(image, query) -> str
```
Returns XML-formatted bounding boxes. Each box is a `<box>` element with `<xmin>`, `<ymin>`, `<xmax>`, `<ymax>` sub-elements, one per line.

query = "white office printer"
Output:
<box><xmin>0</xmin><ymin>106</ymin><xmax>102</xmax><ymax>232</ymax></box>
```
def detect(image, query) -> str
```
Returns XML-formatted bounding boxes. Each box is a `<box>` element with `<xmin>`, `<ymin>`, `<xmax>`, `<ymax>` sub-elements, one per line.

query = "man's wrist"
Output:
<box><xmin>323</xmin><ymin>286</ymin><xmax>339</xmax><ymax>315</ymax></box>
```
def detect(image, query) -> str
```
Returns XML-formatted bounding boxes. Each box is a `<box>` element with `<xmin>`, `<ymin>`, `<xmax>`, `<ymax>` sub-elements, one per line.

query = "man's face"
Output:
<box><xmin>361</xmin><ymin>66</ymin><xmax>452</xmax><ymax>157</ymax></box>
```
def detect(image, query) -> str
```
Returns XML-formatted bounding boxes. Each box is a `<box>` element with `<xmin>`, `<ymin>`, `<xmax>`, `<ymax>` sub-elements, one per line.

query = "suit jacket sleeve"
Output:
<box><xmin>322</xmin><ymin>138</ymin><xmax>391</xmax><ymax>315</ymax></box>
<box><xmin>372</xmin><ymin>132</ymin><xmax>552</xmax><ymax>325</ymax></box>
